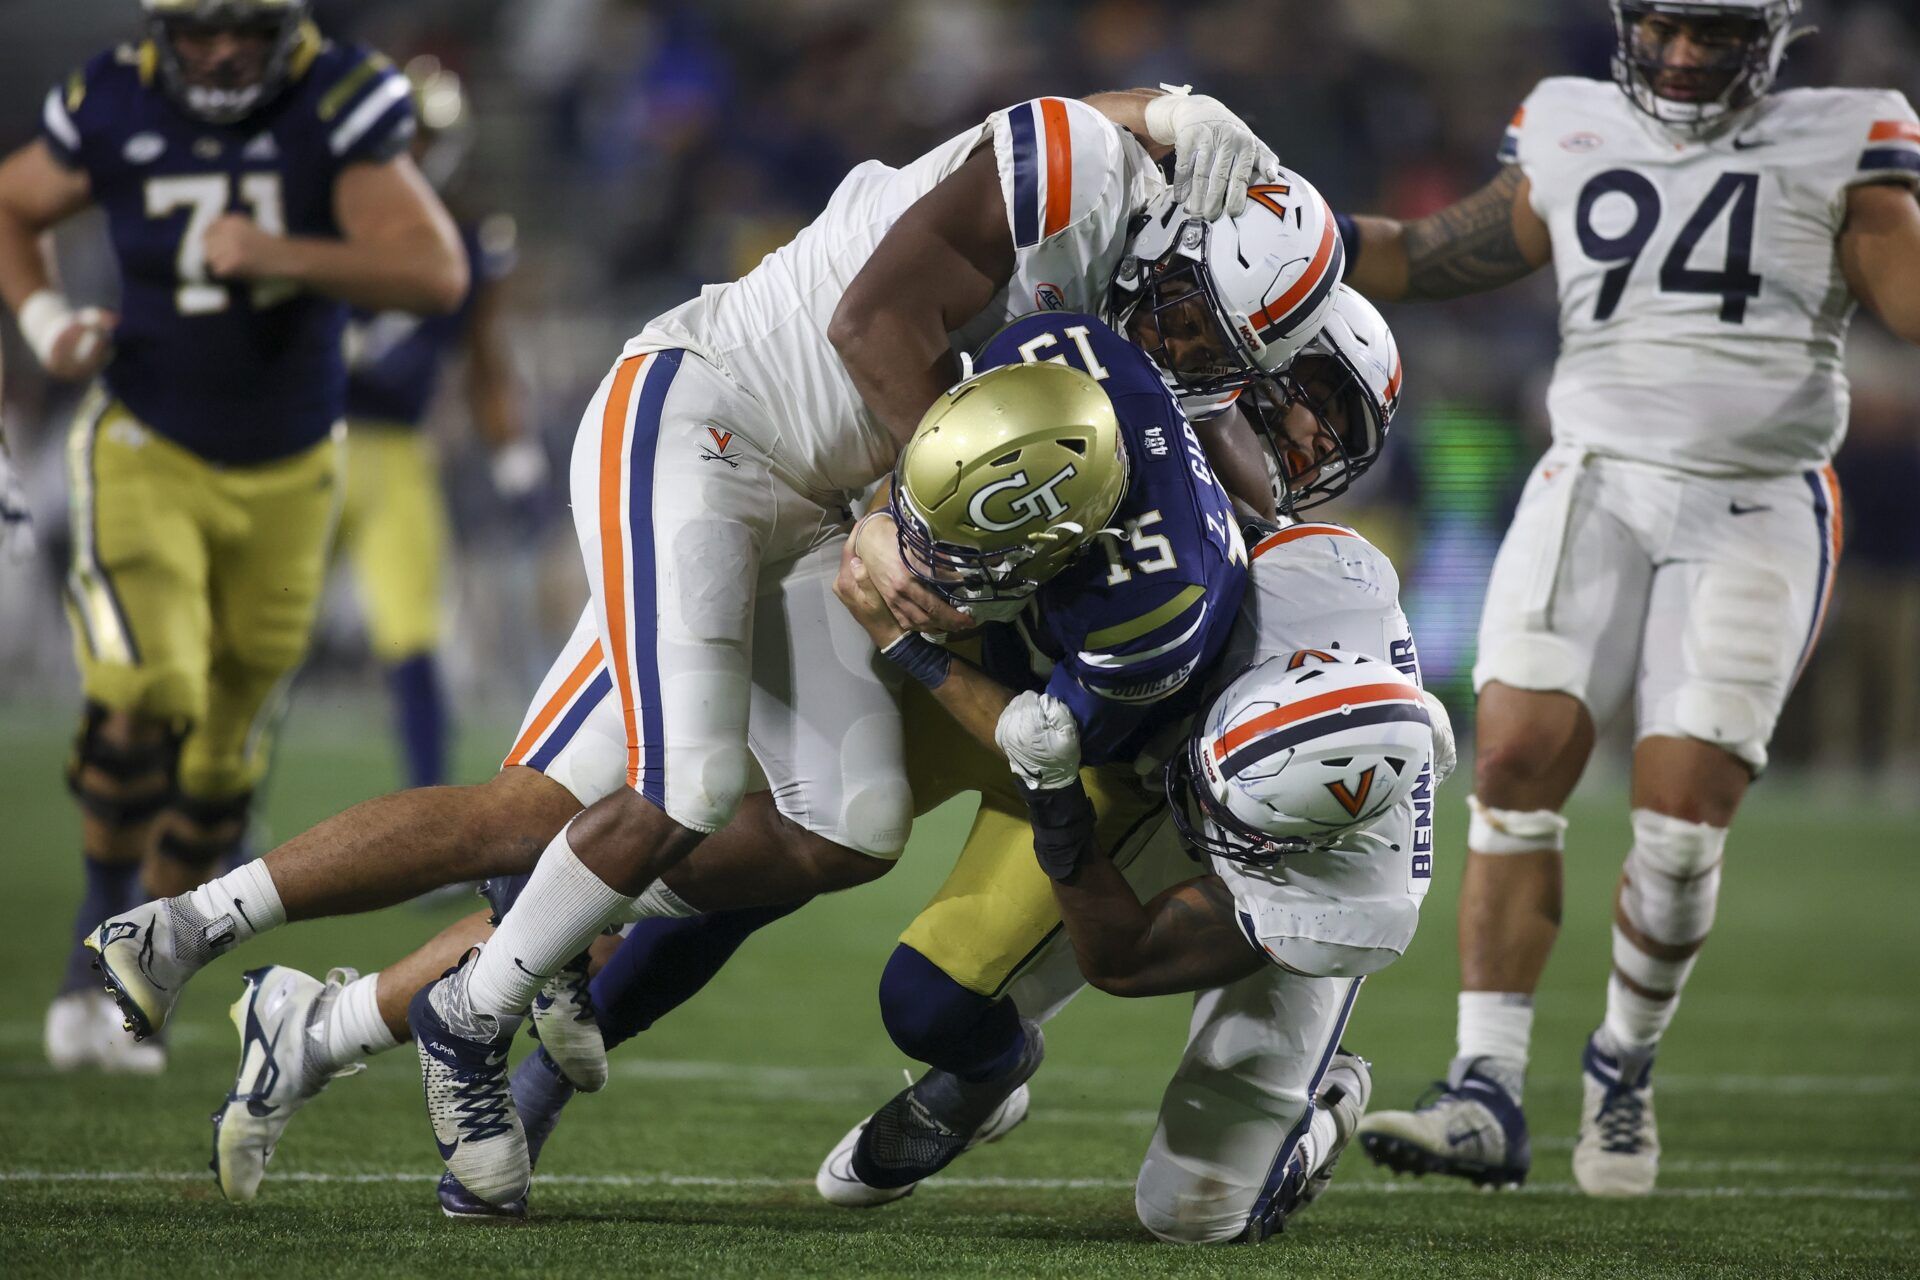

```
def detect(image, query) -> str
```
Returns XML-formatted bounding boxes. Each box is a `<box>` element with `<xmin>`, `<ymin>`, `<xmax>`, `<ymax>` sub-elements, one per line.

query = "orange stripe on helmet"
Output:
<box><xmin>1251</xmin><ymin>523</ymin><xmax>1357</xmax><ymax>559</ymax></box>
<box><xmin>1508</xmin><ymin>105</ymin><xmax>1526</xmax><ymax>129</ymax></box>
<box><xmin>1040</xmin><ymin>97</ymin><xmax>1073</xmax><ymax>238</ymax></box>
<box><xmin>1868</xmin><ymin>119</ymin><xmax>1920</xmax><ymax>144</ymax></box>
<box><xmin>503</xmin><ymin>641</ymin><xmax>606</xmax><ymax>767</ymax></box>
<box><xmin>1246</xmin><ymin>196</ymin><xmax>1337</xmax><ymax>333</ymax></box>
<box><xmin>1212</xmin><ymin>681</ymin><xmax>1422</xmax><ymax>761</ymax></box>
<box><xmin>1385</xmin><ymin>352</ymin><xmax>1403</xmax><ymax>402</ymax></box>
<box><xmin>598</xmin><ymin>354</ymin><xmax>649</xmax><ymax>789</ymax></box>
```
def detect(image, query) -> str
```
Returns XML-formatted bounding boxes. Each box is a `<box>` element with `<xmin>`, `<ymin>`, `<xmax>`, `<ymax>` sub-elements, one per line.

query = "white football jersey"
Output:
<box><xmin>1203</xmin><ymin>522</ymin><xmax>1434</xmax><ymax>978</ymax></box>
<box><xmin>1505</xmin><ymin>77</ymin><xmax>1920</xmax><ymax>476</ymax></box>
<box><xmin>628</xmin><ymin>97</ymin><xmax>1164</xmax><ymax>501</ymax></box>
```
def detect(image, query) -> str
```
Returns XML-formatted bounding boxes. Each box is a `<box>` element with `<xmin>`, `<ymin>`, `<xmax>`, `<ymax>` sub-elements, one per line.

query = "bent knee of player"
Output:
<box><xmin>666</xmin><ymin>742</ymin><xmax>755</xmax><ymax>834</ymax></box>
<box><xmin>833</xmin><ymin>775</ymin><xmax>913</xmax><ymax>862</ymax></box>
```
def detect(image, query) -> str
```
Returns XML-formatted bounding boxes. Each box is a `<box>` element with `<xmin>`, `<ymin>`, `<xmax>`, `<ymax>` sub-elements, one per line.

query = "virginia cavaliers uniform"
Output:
<box><xmin>894</xmin><ymin>312</ymin><xmax>1247</xmax><ymax>996</ymax></box>
<box><xmin>502</xmin><ymin>98</ymin><xmax>1168</xmax><ymax>862</ymax></box>
<box><xmin>338</xmin><ymin>216</ymin><xmax>516</xmax><ymax>664</ymax></box>
<box><xmin>43</xmin><ymin>26</ymin><xmax>414</xmax><ymax>801</ymax></box>
<box><xmin>1476</xmin><ymin>78</ymin><xmax>1920</xmax><ymax>770</ymax></box>
<box><xmin>1003</xmin><ymin>520</ymin><xmax>1432</xmax><ymax>1242</ymax></box>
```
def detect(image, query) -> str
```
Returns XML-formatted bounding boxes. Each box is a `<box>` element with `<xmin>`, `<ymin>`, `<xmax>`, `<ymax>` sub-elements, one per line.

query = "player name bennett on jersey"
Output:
<box><xmin>40</xmin><ymin>33</ymin><xmax>416</xmax><ymax>465</ymax></box>
<box><xmin>1504</xmin><ymin>77</ymin><xmax>1920</xmax><ymax>477</ymax></box>
<box><xmin>975</xmin><ymin>312</ymin><xmax>1247</xmax><ymax>765</ymax></box>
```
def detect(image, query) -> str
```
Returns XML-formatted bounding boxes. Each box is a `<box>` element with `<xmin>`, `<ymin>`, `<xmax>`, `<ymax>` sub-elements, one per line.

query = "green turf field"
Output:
<box><xmin>2</xmin><ymin>709</ymin><xmax>1914</xmax><ymax>1278</ymax></box>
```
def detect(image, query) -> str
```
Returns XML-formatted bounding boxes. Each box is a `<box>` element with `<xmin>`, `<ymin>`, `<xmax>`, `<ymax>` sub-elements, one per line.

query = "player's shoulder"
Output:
<box><xmin>39</xmin><ymin>45</ymin><xmax>155</xmax><ymax>165</ymax></box>
<box><xmin>1758</xmin><ymin>87</ymin><xmax>1920</xmax><ymax>190</ymax></box>
<box><xmin>988</xmin><ymin>96</ymin><xmax>1138</xmax><ymax>250</ymax></box>
<box><xmin>294</xmin><ymin>37</ymin><xmax>416</xmax><ymax>163</ymax></box>
<box><xmin>1501</xmin><ymin>77</ymin><xmax>1626</xmax><ymax>165</ymax></box>
<box><xmin>1248</xmin><ymin>519</ymin><xmax>1401</xmax><ymax>601</ymax></box>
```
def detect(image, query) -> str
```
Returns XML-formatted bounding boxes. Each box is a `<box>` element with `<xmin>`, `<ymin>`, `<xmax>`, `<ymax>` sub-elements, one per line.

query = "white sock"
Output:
<box><xmin>465</xmin><ymin>823</ymin><xmax>632</xmax><ymax>1019</ymax></box>
<box><xmin>1603</xmin><ymin>972</ymin><xmax>1679</xmax><ymax>1054</ymax></box>
<box><xmin>629</xmin><ymin>878</ymin><xmax>698</xmax><ymax>921</ymax></box>
<box><xmin>1457</xmin><ymin>991</ymin><xmax>1533</xmax><ymax>1085</ymax></box>
<box><xmin>1304</xmin><ymin>1108</ymin><xmax>1339</xmax><ymax>1175</ymax></box>
<box><xmin>182</xmin><ymin>860</ymin><xmax>285</xmax><ymax>950</ymax></box>
<box><xmin>319</xmin><ymin>971</ymin><xmax>398</xmax><ymax>1071</ymax></box>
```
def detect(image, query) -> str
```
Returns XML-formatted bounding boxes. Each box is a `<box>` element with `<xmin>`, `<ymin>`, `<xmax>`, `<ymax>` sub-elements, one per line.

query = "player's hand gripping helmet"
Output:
<box><xmin>1242</xmin><ymin>284</ymin><xmax>1401</xmax><ymax>514</ymax></box>
<box><xmin>1609</xmin><ymin>0</ymin><xmax>1802</xmax><ymax>136</ymax></box>
<box><xmin>1110</xmin><ymin>166</ymin><xmax>1344</xmax><ymax>405</ymax></box>
<box><xmin>1167</xmin><ymin>650</ymin><xmax>1433</xmax><ymax>867</ymax></box>
<box><xmin>892</xmin><ymin>362</ymin><xmax>1129</xmax><ymax>620</ymax></box>
<box><xmin>141</xmin><ymin>0</ymin><xmax>312</xmax><ymax>125</ymax></box>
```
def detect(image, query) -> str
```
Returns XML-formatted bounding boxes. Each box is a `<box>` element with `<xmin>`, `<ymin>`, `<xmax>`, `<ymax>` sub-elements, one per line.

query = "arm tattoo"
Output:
<box><xmin>1402</xmin><ymin>167</ymin><xmax>1539</xmax><ymax>301</ymax></box>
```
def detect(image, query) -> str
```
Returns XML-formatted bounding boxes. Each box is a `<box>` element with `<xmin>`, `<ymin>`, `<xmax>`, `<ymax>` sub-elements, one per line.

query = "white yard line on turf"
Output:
<box><xmin>0</xmin><ymin>1170</ymin><xmax>1909</xmax><ymax>1202</ymax></box>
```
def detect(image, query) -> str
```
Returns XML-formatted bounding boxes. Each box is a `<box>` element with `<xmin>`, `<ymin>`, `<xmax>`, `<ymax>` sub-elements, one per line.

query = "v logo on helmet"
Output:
<box><xmin>1287</xmin><ymin>648</ymin><xmax>1338</xmax><ymax>669</ymax></box>
<box><xmin>967</xmin><ymin>465</ymin><xmax>1079</xmax><ymax>532</ymax></box>
<box><xmin>1246</xmin><ymin>183</ymin><xmax>1291</xmax><ymax>218</ymax></box>
<box><xmin>1326</xmin><ymin>766</ymin><xmax>1377</xmax><ymax>818</ymax></box>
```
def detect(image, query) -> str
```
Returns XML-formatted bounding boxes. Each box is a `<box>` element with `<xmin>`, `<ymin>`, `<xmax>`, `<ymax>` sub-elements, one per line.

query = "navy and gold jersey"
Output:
<box><xmin>976</xmin><ymin>312</ymin><xmax>1248</xmax><ymax>765</ymax></box>
<box><xmin>345</xmin><ymin>215</ymin><xmax>514</xmax><ymax>426</ymax></box>
<box><xmin>39</xmin><ymin>28</ymin><xmax>416</xmax><ymax>465</ymax></box>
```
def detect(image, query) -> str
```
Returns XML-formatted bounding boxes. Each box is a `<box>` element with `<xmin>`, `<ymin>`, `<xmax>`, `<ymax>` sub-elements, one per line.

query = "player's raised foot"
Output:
<box><xmin>84</xmin><ymin>897</ymin><xmax>218</xmax><ymax>1040</ymax></box>
<box><xmin>817</xmin><ymin>1021</ymin><xmax>1043</xmax><ymax>1208</ymax></box>
<box><xmin>510</xmin><ymin>1045</ymin><xmax>577</xmax><ymax>1172</ymax></box>
<box><xmin>212</xmin><ymin>966</ymin><xmax>366</xmax><ymax>1203</ymax></box>
<box><xmin>44</xmin><ymin>991</ymin><xmax>110</xmax><ymax>1071</ymax></box>
<box><xmin>527</xmin><ymin>954</ymin><xmax>606</xmax><ymax>1092</ymax></box>
<box><xmin>1572</xmin><ymin>1030</ymin><xmax>1659</xmax><ymax>1198</ymax></box>
<box><xmin>1357</xmin><ymin>1055</ymin><xmax>1531</xmax><ymax>1188</ymax></box>
<box><xmin>437</xmin><ymin>1171</ymin><xmax>528</xmax><ymax>1221</ymax></box>
<box><xmin>410</xmin><ymin>950</ymin><xmax>528</xmax><ymax>1209</ymax></box>
<box><xmin>1301</xmin><ymin>1048</ymin><xmax>1374</xmax><ymax>1209</ymax></box>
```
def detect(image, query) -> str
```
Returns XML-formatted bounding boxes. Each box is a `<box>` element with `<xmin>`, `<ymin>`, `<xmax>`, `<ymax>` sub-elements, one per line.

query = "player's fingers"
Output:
<box><xmin>1202</xmin><ymin>137</ymin><xmax>1238</xmax><ymax>222</ymax></box>
<box><xmin>1170</xmin><ymin>129</ymin><xmax>1197</xmax><ymax>201</ymax></box>
<box><xmin>1223</xmin><ymin>148</ymin><xmax>1256</xmax><ymax>218</ymax></box>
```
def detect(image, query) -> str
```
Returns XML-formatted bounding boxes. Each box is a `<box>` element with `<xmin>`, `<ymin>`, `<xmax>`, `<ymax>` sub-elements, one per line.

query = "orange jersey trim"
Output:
<box><xmin>1868</xmin><ymin>119</ymin><xmax>1920</xmax><ymax>144</ymax></box>
<box><xmin>1040</xmin><ymin>97</ymin><xmax>1074</xmax><ymax>238</ymax></box>
<box><xmin>1251</xmin><ymin>523</ymin><xmax>1357</xmax><ymax>559</ymax></box>
<box><xmin>598</xmin><ymin>354</ymin><xmax>649</xmax><ymax>788</ymax></box>
<box><xmin>503</xmin><ymin>642</ymin><xmax>606</xmax><ymax>767</ymax></box>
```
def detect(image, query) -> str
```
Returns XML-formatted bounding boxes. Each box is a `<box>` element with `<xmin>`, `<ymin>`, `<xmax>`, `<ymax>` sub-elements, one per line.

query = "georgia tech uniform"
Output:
<box><xmin>1477</xmin><ymin>78</ymin><xmax>1919</xmax><ymax>772</ymax></box>
<box><xmin>1006</xmin><ymin>521</ymin><xmax>1433</xmax><ymax>1243</ymax></box>
<box><xmin>42</xmin><ymin>26</ymin><xmax>416</xmax><ymax>800</ymax></box>
<box><xmin>338</xmin><ymin>216</ymin><xmax>514</xmax><ymax>662</ymax></box>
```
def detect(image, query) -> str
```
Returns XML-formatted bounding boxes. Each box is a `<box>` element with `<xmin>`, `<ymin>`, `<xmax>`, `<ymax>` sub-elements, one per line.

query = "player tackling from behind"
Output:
<box><xmin>1338</xmin><ymin>0</ymin><xmax>1920</xmax><ymax>1196</ymax></box>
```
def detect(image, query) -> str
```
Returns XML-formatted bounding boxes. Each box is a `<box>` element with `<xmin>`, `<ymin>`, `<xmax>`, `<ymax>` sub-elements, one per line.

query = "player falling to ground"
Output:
<box><xmin>1336</xmin><ymin>0</ymin><xmax>1920</xmax><ymax>1196</ymax></box>
<box><xmin>0</xmin><ymin>0</ymin><xmax>465</xmax><ymax>1075</ymax></box>
<box><xmin>79</xmin><ymin>87</ymin><xmax>1300</xmax><ymax>1208</ymax></box>
<box><xmin>336</xmin><ymin>56</ymin><xmax>538</xmax><ymax>793</ymax></box>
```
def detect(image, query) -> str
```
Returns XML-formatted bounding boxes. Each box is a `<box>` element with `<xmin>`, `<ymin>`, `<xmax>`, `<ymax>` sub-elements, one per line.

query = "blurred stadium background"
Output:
<box><xmin>3</xmin><ymin>0</ymin><xmax>1915</xmax><ymax>792</ymax></box>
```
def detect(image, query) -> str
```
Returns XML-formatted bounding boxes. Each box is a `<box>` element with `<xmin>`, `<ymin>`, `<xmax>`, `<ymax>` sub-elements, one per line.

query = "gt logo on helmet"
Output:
<box><xmin>967</xmin><ymin>466</ymin><xmax>1080</xmax><ymax>532</ymax></box>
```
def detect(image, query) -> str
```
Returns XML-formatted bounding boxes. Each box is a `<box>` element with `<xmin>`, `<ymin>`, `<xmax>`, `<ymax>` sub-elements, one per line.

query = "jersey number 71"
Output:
<box><xmin>145</xmin><ymin>174</ymin><xmax>294</xmax><ymax>315</ymax></box>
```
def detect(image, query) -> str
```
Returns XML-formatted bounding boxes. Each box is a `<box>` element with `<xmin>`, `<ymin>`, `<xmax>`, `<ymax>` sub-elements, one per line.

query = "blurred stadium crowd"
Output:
<box><xmin>2</xmin><ymin>0</ymin><xmax>1915</xmax><ymax>783</ymax></box>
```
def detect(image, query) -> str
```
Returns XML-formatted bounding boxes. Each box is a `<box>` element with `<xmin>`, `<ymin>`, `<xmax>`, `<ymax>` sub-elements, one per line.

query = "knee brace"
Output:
<box><xmin>65</xmin><ymin>703</ymin><xmax>184</xmax><ymax>827</ymax></box>
<box><xmin>1616</xmin><ymin>808</ymin><xmax>1725</xmax><ymax>962</ymax></box>
<box><xmin>877</xmin><ymin>945</ymin><xmax>1024</xmax><ymax>1080</ymax></box>
<box><xmin>1467</xmin><ymin>795</ymin><xmax>1569</xmax><ymax>855</ymax></box>
<box><xmin>157</xmin><ymin>789</ymin><xmax>253</xmax><ymax>867</ymax></box>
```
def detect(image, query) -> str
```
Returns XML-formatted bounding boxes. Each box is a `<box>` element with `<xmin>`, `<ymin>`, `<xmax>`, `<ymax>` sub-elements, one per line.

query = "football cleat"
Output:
<box><xmin>410</xmin><ymin>951</ymin><xmax>528</xmax><ymax>1209</ymax></box>
<box><xmin>1573</xmin><ymin>1030</ymin><xmax>1660</xmax><ymax>1198</ymax></box>
<box><xmin>1357</xmin><ymin>1056</ymin><xmax>1531</xmax><ymax>1188</ymax></box>
<box><xmin>211</xmin><ymin>966</ymin><xmax>365</xmax><ymax>1203</ymax></box>
<box><xmin>84</xmin><ymin>897</ymin><xmax>217</xmax><ymax>1040</ymax></box>
<box><xmin>1301</xmin><ymin>1048</ymin><xmax>1373</xmax><ymax>1209</ymax></box>
<box><xmin>527</xmin><ymin>954</ymin><xmax>606</xmax><ymax>1092</ymax></box>
<box><xmin>45</xmin><ymin>990</ymin><xmax>110</xmax><ymax>1071</ymax></box>
<box><xmin>437</xmin><ymin>1171</ymin><xmax>527</xmax><ymax>1221</ymax></box>
<box><xmin>817</xmin><ymin>1021</ymin><xmax>1043</xmax><ymax>1208</ymax></box>
<box><xmin>510</xmin><ymin>1045</ymin><xmax>577</xmax><ymax>1172</ymax></box>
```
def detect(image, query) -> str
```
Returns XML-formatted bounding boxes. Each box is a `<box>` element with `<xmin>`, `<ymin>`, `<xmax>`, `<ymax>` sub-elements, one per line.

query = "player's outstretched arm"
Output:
<box><xmin>1345</xmin><ymin>166</ymin><xmax>1550</xmax><ymax>302</ymax></box>
<box><xmin>1084</xmin><ymin>87</ymin><xmax>1276</xmax><ymax>220</ymax></box>
<box><xmin>202</xmin><ymin>154</ymin><xmax>467</xmax><ymax>315</ymax></box>
<box><xmin>1840</xmin><ymin>183</ymin><xmax>1920</xmax><ymax>346</ymax></box>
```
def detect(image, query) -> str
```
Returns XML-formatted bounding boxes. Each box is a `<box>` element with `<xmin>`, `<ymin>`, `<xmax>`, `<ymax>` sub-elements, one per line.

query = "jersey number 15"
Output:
<box><xmin>145</xmin><ymin>173</ymin><xmax>293</xmax><ymax>315</ymax></box>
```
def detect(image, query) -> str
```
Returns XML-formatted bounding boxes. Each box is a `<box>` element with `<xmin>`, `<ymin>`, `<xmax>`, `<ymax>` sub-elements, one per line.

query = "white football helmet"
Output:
<box><xmin>1169</xmin><ymin>650</ymin><xmax>1433</xmax><ymax>866</ymax></box>
<box><xmin>1110</xmin><ymin>166</ymin><xmax>1344</xmax><ymax>405</ymax></box>
<box><xmin>1609</xmin><ymin>0</ymin><xmax>1802</xmax><ymax>136</ymax></box>
<box><xmin>1243</xmin><ymin>284</ymin><xmax>1402</xmax><ymax>513</ymax></box>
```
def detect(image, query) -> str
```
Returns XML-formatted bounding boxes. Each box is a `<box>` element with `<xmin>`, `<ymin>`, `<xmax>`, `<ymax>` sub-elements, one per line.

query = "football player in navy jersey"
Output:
<box><xmin>336</xmin><ymin>56</ymin><xmax>537</xmax><ymax>793</ymax></box>
<box><xmin>0</xmin><ymin>0</ymin><xmax>466</xmax><ymax>1072</ymax></box>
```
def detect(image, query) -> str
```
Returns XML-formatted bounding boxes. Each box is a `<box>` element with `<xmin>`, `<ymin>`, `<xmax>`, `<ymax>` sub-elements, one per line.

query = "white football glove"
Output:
<box><xmin>1143</xmin><ymin>84</ymin><xmax>1280</xmax><ymax>221</ymax></box>
<box><xmin>0</xmin><ymin>433</ymin><xmax>34</xmax><ymax>564</ymax></box>
<box><xmin>1421</xmin><ymin>689</ymin><xmax>1458</xmax><ymax>785</ymax></box>
<box><xmin>995</xmin><ymin>691</ymin><xmax>1082</xmax><ymax>791</ymax></box>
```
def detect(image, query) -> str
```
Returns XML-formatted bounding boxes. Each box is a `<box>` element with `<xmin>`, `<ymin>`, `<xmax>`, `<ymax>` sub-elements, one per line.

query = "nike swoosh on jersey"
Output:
<box><xmin>1728</xmin><ymin>501</ymin><xmax>1772</xmax><ymax>515</ymax></box>
<box><xmin>1731</xmin><ymin>136</ymin><xmax>1772</xmax><ymax>150</ymax></box>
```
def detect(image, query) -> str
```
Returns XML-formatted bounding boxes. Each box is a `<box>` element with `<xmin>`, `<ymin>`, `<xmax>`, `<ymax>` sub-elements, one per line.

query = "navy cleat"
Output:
<box><xmin>437</xmin><ymin>1171</ymin><xmax>527</xmax><ymax>1221</ymax></box>
<box><xmin>409</xmin><ymin>950</ymin><xmax>528</xmax><ymax>1209</ymax></box>
<box><xmin>1573</xmin><ymin>1029</ymin><xmax>1659</xmax><ymax>1197</ymax></box>
<box><xmin>1244</xmin><ymin>1050</ymin><xmax>1374</xmax><ymax>1242</ymax></box>
<box><xmin>1356</xmin><ymin>1056</ymin><xmax>1531</xmax><ymax>1188</ymax></box>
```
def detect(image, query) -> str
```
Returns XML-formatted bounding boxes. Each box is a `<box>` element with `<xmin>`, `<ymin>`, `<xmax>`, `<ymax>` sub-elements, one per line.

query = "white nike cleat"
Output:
<box><xmin>528</xmin><ymin>957</ymin><xmax>607</xmax><ymax>1092</ymax></box>
<box><xmin>45</xmin><ymin>991</ymin><xmax>109</xmax><ymax>1071</ymax></box>
<box><xmin>817</xmin><ymin>1083</ymin><xmax>1031</xmax><ymax>1208</ymax></box>
<box><xmin>409</xmin><ymin>952</ymin><xmax>529</xmax><ymax>1209</ymax></box>
<box><xmin>1301</xmin><ymin>1049</ymin><xmax>1373</xmax><ymax>1208</ymax></box>
<box><xmin>84</xmin><ymin>897</ymin><xmax>218</xmax><ymax>1039</ymax></box>
<box><xmin>1573</xmin><ymin>1031</ymin><xmax>1660</xmax><ymax>1197</ymax></box>
<box><xmin>212</xmin><ymin>966</ymin><xmax>365</xmax><ymax>1203</ymax></box>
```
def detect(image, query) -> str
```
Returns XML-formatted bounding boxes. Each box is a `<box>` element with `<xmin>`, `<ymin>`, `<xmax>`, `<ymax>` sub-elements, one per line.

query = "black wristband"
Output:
<box><xmin>1017</xmin><ymin>777</ymin><xmax>1100</xmax><ymax>882</ymax></box>
<box><xmin>1334</xmin><ymin>211</ymin><xmax>1362</xmax><ymax>268</ymax></box>
<box><xmin>881</xmin><ymin>632</ymin><xmax>952</xmax><ymax>689</ymax></box>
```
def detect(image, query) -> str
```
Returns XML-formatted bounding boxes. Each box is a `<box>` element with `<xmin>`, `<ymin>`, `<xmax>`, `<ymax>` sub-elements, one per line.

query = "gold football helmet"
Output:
<box><xmin>891</xmin><ymin>361</ymin><xmax>1129</xmax><ymax>617</ymax></box>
